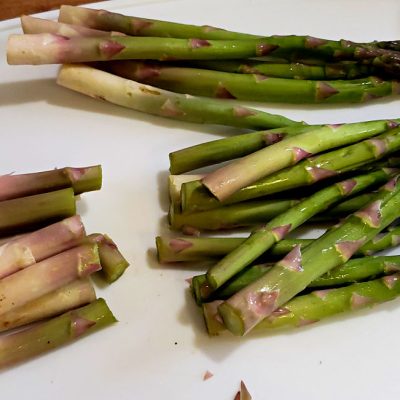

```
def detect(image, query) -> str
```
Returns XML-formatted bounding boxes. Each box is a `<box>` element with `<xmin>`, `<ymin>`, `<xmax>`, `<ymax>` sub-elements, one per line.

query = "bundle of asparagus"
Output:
<box><xmin>0</xmin><ymin>166</ymin><xmax>129</xmax><ymax>367</ymax></box>
<box><xmin>6</xmin><ymin>6</ymin><xmax>400</xmax><ymax>106</ymax></box>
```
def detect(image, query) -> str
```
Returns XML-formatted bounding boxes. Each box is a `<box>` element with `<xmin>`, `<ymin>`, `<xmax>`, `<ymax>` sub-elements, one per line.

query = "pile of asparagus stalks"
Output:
<box><xmin>7</xmin><ymin>6</ymin><xmax>400</xmax><ymax>338</ymax></box>
<box><xmin>0</xmin><ymin>166</ymin><xmax>129</xmax><ymax>367</ymax></box>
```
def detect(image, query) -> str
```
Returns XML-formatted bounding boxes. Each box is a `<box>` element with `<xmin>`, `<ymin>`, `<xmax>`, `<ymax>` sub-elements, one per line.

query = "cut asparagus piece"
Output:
<box><xmin>202</xmin><ymin>120</ymin><xmax>399</xmax><ymax>201</ymax></box>
<box><xmin>170</xmin><ymin>198</ymin><xmax>299</xmax><ymax>231</ymax></box>
<box><xmin>169</xmin><ymin>174</ymin><xmax>205</xmax><ymax>210</ymax></box>
<box><xmin>0</xmin><ymin>188</ymin><xmax>76</xmax><ymax>235</ymax></box>
<box><xmin>218</xmin><ymin>176</ymin><xmax>400</xmax><ymax>335</ymax></box>
<box><xmin>0</xmin><ymin>165</ymin><xmax>101</xmax><ymax>201</ymax></box>
<box><xmin>86</xmin><ymin>233</ymin><xmax>129</xmax><ymax>283</ymax></box>
<box><xmin>0</xmin><ymin>279</ymin><xmax>96</xmax><ymax>333</ymax></box>
<box><xmin>21</xmin><ymin>15</ymin><xmax>115</xmax><ymax>37</ymax></box>
<box><xmin>183</xmin><ymin>126</ymin><xmax>400</xmax><ymax>210</ymax></box>
<box><xmin>204</xmin><ymin>273</ymin><xmax>400</xmax><ymax>335</ymax></box>
<box><xmin>205</xmin><ymin>169</ymin><xmax>393</xmax><ymax>295</ymax></box>
<box><xmin>186</xmin><ymin>60</ymin><xmax>376</xmax><ymax>80</ymax></box>
<box><xmin>0</xmin><ymin>298</ymin><xmax>116</xmax><ymax>368</ymax></box>
<box><xmin>0</xmin><ymin>244</ymin><xmax>100</xmax><ymax>316</ymax></box>
<box><xmin>108</xmin><ymin>61</ymin><xmax>398</xmax><ymax>104</ymax></box>
<box><xmin>169</xmin><ymin>125</ymin><xmax>316</xmax><ymax>175</ymax></box>
<box><xmin>0</xmin><ymin>215</ymin><xmax>85</xmax><ymax>279</ymax></box>
<box><xmin>57</xmin><ymin>64</ymin><xmax>299</xmax><ymax>129</ymax></box>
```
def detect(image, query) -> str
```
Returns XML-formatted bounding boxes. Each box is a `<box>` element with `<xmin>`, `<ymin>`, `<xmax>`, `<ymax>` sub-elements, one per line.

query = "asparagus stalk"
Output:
<box><xmin>21</xmin><ymin>15</ymin><xmax>117</xmax><ymax>37</ymax></box>
<box><xmin>57</xmin><ymin>64</ymin><xmax>299</xmax><ymax>129</ymax></box>
<box><xmin>185</xmin><ymin>60</ymin><xmax>377</xmax><ymax>80</ymax></box>
<box><xmin>0</xmin><ymin>244</ymin><xmax>100</xmax><ymax>316</ymax></box>
<box><xmin>202</xmin><ymin>120</ymin><xmax>399</xmax><ymax>201</ymax></box>
<box><xmin>56</xmin><ymin>6</ymin><xmax>400</xmax><ymax>73</ymax></box>
<box><xmin>0</xmin><ymin>298</ymin><xmax>116</xmax><ymax>369</ymax></box>
<box><xmin>198</xmin><ymin>255</ymin><xmax>400</xmax><ymax>304</ymax></box>
<box><xmin>169</xmin><ymin>174</ymin><xmax>205</xmax><ymax>210</ymax></box>
<box><xmin>0</xmin><ymin>188</ymin><xmax>76</xmax><ymax>235</ymax></box>
<box><xmin>218</xmin><ymin>176</ymin><xmax>400</xmax><ymax>335</ymax></box>
<box><xmin>204</xmin><ymin>169</ymin><xmax>395</xmax><ymax>296</ymax></box>
<box><xmin>0</xmin><ymin>165</ymin><xmax>101</xmax><ymax>201</ymax></box>
<box><xmin>87</xmin><ymin>233</ymin><xmax>129</xmax><ymax>283</ymax></box>
<box><xmin>0</xmin><ymin>215</ymin><xmax>85</xmax><ymax>279</ymax></box>
<box><xmin>169</xmin><ymin>198</ymin><xmax>299</xmax><ymax>231</ymax></box>
<box><xmin>204</xmin><ymin>273</ymin><xmax>400</xmax><ymax>335</ymax></box>
<box><xmin>0</xmin><ymin>279</ymin><xmax>96</xmax><ymax>333</ymax></box>
<box><xmin>157</xmin><ymin>225</ymin><xmax>400</xmax><ymax>263</ymax></box>
<box><xmin>58</xmin><ymin>5</ymin><xmax>256</xmax><ymax>40</ymax></box>
<box><xmin>107</xmin><ymin>61</ymin><xmax>398</xmax><ymax>104</ymax></box>
<box><xmin>169</xmin><ymin>125</ymin><xmax>317</xmax><ymax>175</ymax></box>
<box><xmin>183</xmin><ymin>126</ymin><xmax>400</xmax><ymax>210</ymax></box>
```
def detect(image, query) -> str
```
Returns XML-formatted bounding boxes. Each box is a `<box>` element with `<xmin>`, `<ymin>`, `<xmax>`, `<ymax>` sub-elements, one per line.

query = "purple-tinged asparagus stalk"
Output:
<box><xmin>0</xmin><ymin>165</ymin><xmax>102</xmax><ymax>201</ymax></box>
<box><xmin>218</xmin><ymin>176</ymin><xmax>400</xmax><ymax>335</ymax></box>
<box><xmin>86</xmin><ymin>233</ymin><xmax>129</xmax><ymax>283</ymax></box>
<box><xmin>0</xmin><ymin>244</ymin><xmax>100</xmax><ymax>316</ymax></box>
<box><xmin>0</xmin><ymin>279</ymin><xmax>96</xmax><ymax>333</ymax></box>
<box><xmin>202</xmin><ymin>120</ymin><xmax>399</xmax><ymax>201</ymax></box>
<box><xmin>57</xmin><ymin>64</ymin><xmax>298</xmax><ymax>129</ymax></box>
<box><xmin>0</xmin><ymin>298</ymin><xmax>116</xmax><ymax>369</ymax></box>
<box><xmin>21</xmin><ymin>15</ymin><xmax>120</xmax><ymax>37</ymax></box>
<box><xmin>0</xmin><ymin>215</ymin><xmax>85</xmax><ymax>279</ymax></box>
<box><xmin>204</xmin><ymin>273</ymin><xmax>400</xmax><ymax>335</ymax></box>
<box><xmin>0</xmin><ymin>188</ymin><xmax>76</xmax><ymax>235</ymax></box>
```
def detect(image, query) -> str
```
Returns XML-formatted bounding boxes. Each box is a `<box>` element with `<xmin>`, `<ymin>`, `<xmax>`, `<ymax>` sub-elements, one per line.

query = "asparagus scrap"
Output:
<box><xmin>182</xmin><ymin>126</ymin><xmax>400</xmax><ymax>211</ymax></box>
<box><xmin>107</xmin><ymin>61</ymin><xmax>398</xmax><ymax>104</ymax></box>
<box><xmin>0</xmin><ymin>188</ymin><xmax>76</xmax><ymax>234</ymax></box>
<box><xmin>0</xmin><ymin>244</ymin><xmax>100</xmax><ymax>316</ymax></box>
<box><xmin>0</xmin><ymin>298</ymin><xmax>116</xmax><ymax>368</ymax></box>
<box><xmin>218</xmin><ymin>176</ymin><xmax>400</xmax><ymax>335</ymax></box>
<box><xmin>203</xmin><ymin>169</ymin><xmax>394</xmax><ymax>297</ymax></box>
<box><xmin>201</xmin><ymin>120</ymin><xmax>399</xmax><ymax>201</ymax></box>
<box><xmin>204</xmin><ymin>273</ymin><xmax>400</xmax><ymax>335</ymax></box>
<box><xmin>0</xmin><ymin>279</ymin><xmax>96</xmax><ymax>333</ymax></box>
<box><xmin>57</xmin><ymin>64</ymin><xmax>299</xmax><ymax>129</ymax></box>
<box><xmin>0</xmin><ymin>215</ymin><xmax>85</xmax><ymax>279</ymax></box>
<box><xmin>156</xmin><ymin>225</ymin><xmax>400</xmax><ymax>263</ymax></box>
<box><xmin>0</xmin><ymin>165</ymin><xmax>101</xmax><ymax>201</ymax></box>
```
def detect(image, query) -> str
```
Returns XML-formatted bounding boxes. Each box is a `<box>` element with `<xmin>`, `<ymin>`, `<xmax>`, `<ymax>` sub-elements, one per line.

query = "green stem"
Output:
<box><xmin>0</xmin><ymin>298</ymin><xmax>116</xmax><ymax>368</ymax></box>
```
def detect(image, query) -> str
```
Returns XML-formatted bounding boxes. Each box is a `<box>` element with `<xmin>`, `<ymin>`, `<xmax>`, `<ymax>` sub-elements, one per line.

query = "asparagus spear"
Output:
<box><xmin>204</xmin><ymin>273</ymin><xmax>400</xmax><ymax>335</ymax></box>
<box><xmin>58</xmin><ymin>5</ymin><xmax>256</xmax><ymax>40</ymax></box>
<box><xmin>0</xmin><ymin>215</ymin><xmax>85</xmax><ymax>279</ymax></box>
<box><xmin>0</xmin><ymin>165</ymin><xmax>101</xmax><ymax>201</ymax></box>
<box><xmin>218</xmin><ymin>176</ymin><xmax>400</xmax><ymax>335</ymax></box>
<box><xmin>0</xmin><ymin>279</ymin><xmax>96</xmax><ymax>333</ymax></box>
<box><xmin>57</xmin><ymin>64</ymin><xmax>299</xmax><ymax>129</ymax></box>
<box><xmin>169</xmin><ymin>174</ymin><xmax>205</xmax><ymax>210</ymax></box>
<box><xmin>169</xmin><ymin>125</ymin><xmax>317</xmax><ymax>175</ymax></box>
<box><xmin>21</xmin><ymin>15</ymin><xmax>116</xmax><ymax>37</ymax></box>
<box><xmin>202</xmin><ymin>120</ymin><xmax>399</xmax><ymax>201</ymax></box>
<box><xmin>56</xmin><ymin>6</ymin><xmax>400</xmax><ymax>73</ymax></box>
<box><xmin>107</xmin><ymin>61</ymin><xmax>398</xmax><ymax>104</ymax></box>
<box><xmin>185</xmin><ymin>60</ymin><xmax>376</xmax><ymax>80</ymax></box>
<box><xmin>169</xmin><ymin>198</ymin><xmax>299</xmax><ymax>231</ymax></box>
<box><xmin>183</xmin><ymin>126</ymin><xmax>400</xmax><ymax>210</ymax></box>
<box><xmin>204</xmin><ymin>169</ymin><xmax>395</xmax><ymax>296</ymax></box>
<box><xmin>0</xmin><ymin>188</ymin><xmax>76</xmax><ymax>234</ymax></box>
<box><xmin>0</xmin><ymin>298</ymin><xmax>116</xmax><ymax>368</ymax></box>
<box><xmin>87</xmin><ymin>233</ymin><xmax>130</xmax><ymax>283</ymax></box>
<box><xmin>156</xmin><ymin>225</ymin><xmax>400</xmax><ymax>263</ymax></box>
<box><xmin>0</xmin><ymin>244</ymin><xmax>100</xmax><ymax>316</ymax></box>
